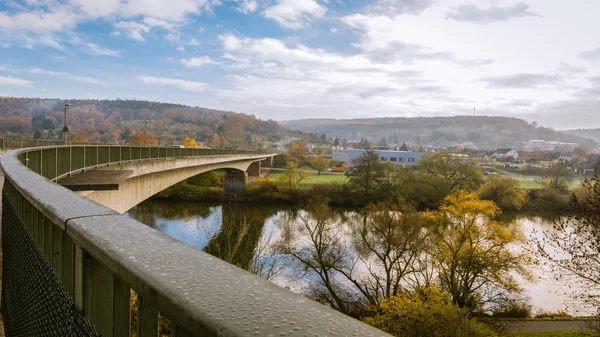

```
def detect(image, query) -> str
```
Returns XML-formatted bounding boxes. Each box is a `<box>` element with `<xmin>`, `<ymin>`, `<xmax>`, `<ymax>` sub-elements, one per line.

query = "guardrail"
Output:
<box><xmin>0</xmin><ymin>137</ymin><xmax>107</xmax><ymax>150</ymax></box>
<box><xmin>0</xmin><ymin>145</ymin><xmax>388</xmax><ymax>337</ymax></box>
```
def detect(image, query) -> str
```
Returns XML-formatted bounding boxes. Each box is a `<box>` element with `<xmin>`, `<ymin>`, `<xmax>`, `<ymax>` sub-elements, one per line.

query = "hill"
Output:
<box><xmin>0</xmin><ymin>97</ymin><xmax>292</xmax><ymax>149</ymax></box>
<box><xmin>561</xmin><ymin>128</ymin><xmax>600</xmax><ymax>142</ymax></box>
<box><xmin>281</xmin><ymin>116</ymin><xmax>596</xmax><ymax>149</ymax></box>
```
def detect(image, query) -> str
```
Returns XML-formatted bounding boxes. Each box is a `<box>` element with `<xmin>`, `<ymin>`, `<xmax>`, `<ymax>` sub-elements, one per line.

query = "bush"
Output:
<box><xmin>526</xmin><ymin>188</ymin><xmax>571</xmax><ymax>210</ymax></box>
<box><xmin>491</xmin><ymin>300</ymin><xmax>532</xmax><ymax>318</ymax></box>
<box><xmin>534</xmin><ymin>310</ymin><xmax>571</xmax><ymax>319</ymax></box>
<box><xmin>362</xmin><ymin>288</ymin><xmax>497</xmax><ymax>337</ymax></box>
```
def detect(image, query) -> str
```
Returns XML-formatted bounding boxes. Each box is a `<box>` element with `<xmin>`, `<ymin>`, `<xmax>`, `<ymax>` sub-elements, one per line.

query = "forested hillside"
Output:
<box><xmin>282</xmin><ymin>116</ymin><xmax>596</xmax><ymax>149</ymax></box>
<box><xmin>561</xmin><ymin>128</ymin><xmax>600</xmax><ymax>142</ymax></box>
<box><xmin>0</xmin><ymin>97</ymin><xmax>291</xmax><ymax>148</ymax></box>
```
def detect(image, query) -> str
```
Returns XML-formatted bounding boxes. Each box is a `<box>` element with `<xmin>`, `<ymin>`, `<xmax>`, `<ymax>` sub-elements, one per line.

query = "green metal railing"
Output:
<box><xmin>0</xmin><ymin>145</ymin><xmax>388</xmax><ymax>337</ymax></box>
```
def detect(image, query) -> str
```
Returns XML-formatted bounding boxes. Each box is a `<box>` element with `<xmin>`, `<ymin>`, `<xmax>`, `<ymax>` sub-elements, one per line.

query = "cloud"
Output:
<box><xmin>263</xmin><ymin>0</ymin><xmax>327</xmax><ymax>29</ymax></box>
<box><xmin>30</xmin><ymin>67</ymin><xmax>105</xmax><ymax>85</ymax></box>
<box><xmin>341</xmin><ymin>14</ymin><xmax>493</xmax><ymax>65</ymax></box>
<box><xmin>181</xmin><ymin>56</ymin><xmax>219</xmax><ymax>67</ymax></box>
<box><xmin>579</xmin><ymin>47</ymin><xmax>600</xmax><ymax>64</ymax></box>
<box><xmin>137</xmin><ymin>76</ymin><xmax>208</xmax><ymax>92</ymax></box>
<box><xmin>176</xmin><ymin>46</ymin><xmax>185</xmax><ymax>52</ymax></box>
<box><xmin>84</xmin><ymin>42</ymin><xmax>120</xmax><ymax>56</ymax></box>
<box><xmin>446</xmin><ymin>2</ymin><xmax>539</xmax><ymax>24</ymax></box>
<box><xmin>187</xmin><ymin>38</ymin><xmax>200</xmax><ymax>46</ymax></box>
<box><xmin>235</xmin><ymin>0</ymin><xmax>258</xmax><ymax>14</ymax></box>
<box><xmin>0</xmin><ymin>76</ymin><xmax>33</xmax><ymax>88</ymax></box>
<box><xmin>481</xmin><ymin>73</ymin><xmax>561</xmax><ymax>89</ymax></box>
<box><xmin>71</xmin><ymin>0</ymin><xmax>214</xmax><ymax>21</ymax></box>
<box><xmin>0</xmin><ymin>8</ymin><xmax>78</xmax><ymax>33</ymax></box>
<box><xmin>142</xmin><ymin>17</ymin><xmax>177</xmax><ymax>31</ymax></box>
<box><xmin>368</xmin><ymin>0</ymin><xmax>435</xmax><ymax>17</ymax></box>
<box><xmin>113</xmin><ymin>21</ymin><xmax>151</xmax><ymax>41</ymax></box>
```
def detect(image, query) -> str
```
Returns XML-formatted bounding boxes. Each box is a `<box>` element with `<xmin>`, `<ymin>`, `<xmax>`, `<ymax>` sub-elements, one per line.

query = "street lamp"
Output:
<box><xmin>144</xmin><ymin>120</ymin><xmax>150</xmax><ymax>146</ymax></box>
<box><xmin>62</xmin><ymin>103</ymin><xmax>71</xmax><ymax>145</ymax></box>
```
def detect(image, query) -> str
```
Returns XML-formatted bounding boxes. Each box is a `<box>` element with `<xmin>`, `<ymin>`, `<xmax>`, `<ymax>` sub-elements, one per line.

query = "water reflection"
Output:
<box><xmin>126</xmin><ymin>200</ymin><xmax>587</xmax><ymax>315</ymax></box>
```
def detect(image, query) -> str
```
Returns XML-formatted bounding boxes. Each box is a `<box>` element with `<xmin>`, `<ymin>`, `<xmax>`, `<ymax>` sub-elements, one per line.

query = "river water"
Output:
<box><xmin>125</xmin><ymin>199</ymin><xmax>587</xmax><ymax>315</ymax></box>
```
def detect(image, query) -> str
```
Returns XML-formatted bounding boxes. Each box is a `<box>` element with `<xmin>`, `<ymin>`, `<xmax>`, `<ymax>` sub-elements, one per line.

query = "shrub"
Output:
<box><xmin>534</xmin><ymin>310</ymin><xmax>571</xmax><ymax>318</ymax></box>
<box><xmin>526</xmin><ymin>188</ymin><xmax>571</xmax><ymax>210</ymax></box>
<box><xmin>491</xmin><ymin>300</ymin><xmax>532</xmax><ymax>318</ymax></box>
<box><xmin>362</xmin><ymin>288</ymin><xmax>497</xmax><ymax>337</ymax></box>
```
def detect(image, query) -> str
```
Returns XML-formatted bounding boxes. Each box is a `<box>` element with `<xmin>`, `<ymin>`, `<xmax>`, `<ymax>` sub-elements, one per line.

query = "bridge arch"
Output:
<box><xmin>0</xmin><ymin>145</ymin><xmax>388</xmax><ymax>337</ymax></box>
<box><xmin>75</xmin><ymin>156</ymin><xmax>263</xmax><ymax>213</ymax></box>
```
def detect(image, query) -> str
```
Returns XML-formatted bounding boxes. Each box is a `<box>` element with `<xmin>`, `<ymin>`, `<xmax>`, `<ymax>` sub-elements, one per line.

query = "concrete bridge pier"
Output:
<box><xmin>223</xmin><ymin>171</ymin><xmax>248</xmax><ymax>193</ymax></box>
<box><xmin>246</xmin><ymin>161</ymin><xmax>261</xmax><ymax>178</ymax></box>
<box><xmin>260</xmin><ymin>156</ymin><xmax>273</xmax><ymax>168</ymax></box>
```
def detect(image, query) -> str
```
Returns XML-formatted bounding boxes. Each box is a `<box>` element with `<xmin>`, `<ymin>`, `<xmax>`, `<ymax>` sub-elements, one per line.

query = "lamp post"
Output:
<box><xmin>144</xmin><ymin>120</ymin><xmax>150</xmax><ymax>146</ymax></box>
<box><xmin>62</xmin><ymin>103</ymin><xmax>71</xmax><ymax>145</ymax></box>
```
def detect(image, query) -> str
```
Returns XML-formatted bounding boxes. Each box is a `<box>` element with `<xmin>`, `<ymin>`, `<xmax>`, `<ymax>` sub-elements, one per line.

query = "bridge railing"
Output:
<box><xmin>0</xmin><ymin>145</ymin><xmax>388</xmax><ymax>337</ymax></box>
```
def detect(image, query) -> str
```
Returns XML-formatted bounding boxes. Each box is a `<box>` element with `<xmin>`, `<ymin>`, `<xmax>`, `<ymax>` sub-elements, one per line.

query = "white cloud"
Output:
<box><xmin>0</xmin><ymin>76</ymin><xmax>33</xmax><ymax>88</ymax></box>
<box><xmin>580</xmin><ymin>47</ymin><xmax>600</xmax><ymax>64</ymax></box>
<box><xmin>30</xmin><ymin>68</ymin><xmax>105</xmax><ymax>85</ymax></box>
<box><xmin>236</xmin><ymin>0</ymin><xmax>258</xmax><ymax>14</ymax></box>
<box><xmin>113</xmin><ymin>21</ymin><xmax>150</xmax><ymax>41</ymax></box>
<box><xmin>143</xmin><ymin>17</ymin><xmax>177</xmax><ymax>31</ymax></box>
<box><xmin>0</xmin><ymin>8</ymin><xmax>78</xmax><ymax>33</ymax></box>
<box><xmin>85</xmin><ymin>42</ymin><xmax>120</xmax><ymax>56</ymax></box>
<box><xmin>187</xmin><ymin>38</ymin><xmax>200</xmax><ymax>46</ymax></box>
<box><xmin>177</xmin><ymin>46</ymin><xmax>185</xmax><ymax>52</ymax></box>
<box><xmin>330</xmin><ymin>27</ymin><xmax>337</xmax><ymax>33</ymax></box>
<box><xmin>446</xmin><ymin>2</ymin><xmax>540</xmax><ymax>24</ymax></box>
<box><xmin>181</xmin><ymin>56</ymin><xmax>219</xmax><ymax>67</ymax></box>
<box><xmin>137</xmin><ymin>76</ymin><xmax>208</xmax><ymax>92</ymax></box>
<box><xmin>263</xmin><ymin>0</ymin><xmax>327</xmax><ymax>29</ymax></box>
<box><xmin>368</xmin><ymin>0</ymin><xmax>435</xmax><ymax>17</ymax></box>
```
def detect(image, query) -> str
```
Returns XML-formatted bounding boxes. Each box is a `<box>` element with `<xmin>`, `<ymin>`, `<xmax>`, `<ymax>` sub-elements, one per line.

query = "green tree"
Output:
<box><xmin>346</xmin><ymin>149</ymin><xmax>385</xmax><ymax>197</ymax></box>
<box><xmin>400</xmin><ymin>142</ymin><xmax>408</xmax><ymax>151</ymax></box>
<box><xmin>430</xmin><ymin>191</ymin><xmax>532</xmax><ymax>312</ymax></box>
<box><xmin>478</xmin><ymin>176</ymin><xmax>527</xmax><ymax>211</ymax></box>
<box><xmin>277</xmin><ymin>161</ymin><xmax>309</xmax><ymax>194</ymax></box>
<box><xmin>363</xmin><ymin>288</ymin><xmax>497</xmax><ymax>337</ymax></box>
<box><xmin>333</xmin><ymin>137</ymin><xmax>340</xmax><ymax>146</ymax></box>
<box><xmin>419</xmin><ymin>151</ymin><xmax>484</xmax><ymax>195</ymax></box>
<box><xmin>33</xmin><ymin>129</ymin><xmax>42</xmax><ymax>139</ymax></box>
<box><xmin>310</xmin><ymin>156</ymin><xmax>331</xmax><ymax>175</ymax></box>
<box><xmin>377</xmin><ymin>137</ymin><xmax>387</xmax><ymax>146</ymax></box>
<box><xmin>535</xmin><ymin>164</ymin><xmax>573</xmax><ymax>193</ymax></box>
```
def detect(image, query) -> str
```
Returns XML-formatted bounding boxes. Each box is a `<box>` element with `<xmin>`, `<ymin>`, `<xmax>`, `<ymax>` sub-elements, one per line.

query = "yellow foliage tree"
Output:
<box><xmin>129</xmin><ymin>132</ymin><xmax>158</xmax><ymax>145</ymax></box>
<box><xmin>182</xmin><ymin>137</ymin><xmax>199</xmax><ymax>148</ymax></box>
<box><xmin>430</xmin><ymin>191</ymin><xmax>532</xmax><ymax>312</ymax></box>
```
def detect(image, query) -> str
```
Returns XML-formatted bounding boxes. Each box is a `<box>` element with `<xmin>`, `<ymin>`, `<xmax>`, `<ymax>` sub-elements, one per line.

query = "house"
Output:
<box><xmin>518</xmin><ymin>151</ymin><xmax>561</xmax><ymax>168</ymax></box>
<box><xmin>491</xmin><ymin>149</ymin><xmax>519</xmax><ymax>161</ymax></box>
<box><xmin>576</xmin><ymin>154</ymin><xmax>600</xmax><ymax>174</ymax></box>
<box><xmin>346</xmin><ymin>149</ymin><xmax>424</xmax><ymax>167</ymax></box>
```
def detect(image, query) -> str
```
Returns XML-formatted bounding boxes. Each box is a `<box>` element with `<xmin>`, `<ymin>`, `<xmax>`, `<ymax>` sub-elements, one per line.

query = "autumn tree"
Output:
<box><xmin>536</xmin><ymin>169</ymin><xmax>600</xmax><ymax>311</ymax></box>
<box><xmin>182</xmin><ymin>137</ymin><xmax>199</xmax><ymax>148</ymax></box>
<box><xmin>129</xmin><ymin>132</ymin><xmax>158</xmax><ymax>145</ymax></box>
<box><xmin>430</xmin><ymin>191</ymin><xmax>532</xmax><ymax>312</ymax></box>
<box><xmin>277</xmin><ymin>161</ymin><xmax>310</xmax><ymax>195</ymax></box>
<box><xmin>419</xmin><ymin>151</ymin><xmax>484</xmax><ymax>195</ymax></box>
<box><xmin>352</xmin><ymin>201</ymin><xmax>433</xmax><ymax>304</ymax></box>
<box><xmin>346</xmin><ymin>149</ymin><xmax>385</xmax><ymax>197</ymax></box>
<box><xmin>287</xmin><ymin>142</ymin><xmax>310</xmax><ymax>166</ymax></box>
<box><xmin>535</xmin><ymin>164</ymin><xmax>573</xmax><ymax>193</ymax></box>
<box><xmin>478</xmin><ymin>175</ymin><xmax>527</xmax><ymax>211</ymax></box>
<box><xmin>277</xmin><ymin>198</ymin><xmax>358</xmax><ymax>315</ymax></box>
<box><xmin>310</xmin><ymin>156</ymin><xmax>331</xmax><ymax>175</ymax></box>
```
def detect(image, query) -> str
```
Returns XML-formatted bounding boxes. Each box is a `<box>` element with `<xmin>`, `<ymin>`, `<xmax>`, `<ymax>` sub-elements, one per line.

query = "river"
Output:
<box><xmin>125</xmin><ymin>199</ymin><xmax>587</xmax><ymax>316</ymax></box>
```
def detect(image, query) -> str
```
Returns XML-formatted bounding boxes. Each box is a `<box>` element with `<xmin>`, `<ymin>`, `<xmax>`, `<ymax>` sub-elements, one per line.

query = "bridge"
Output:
<box><xmin>0</xmin><ymin>144</ymin><xmax>388</xmax><ymax>337</ymax></box>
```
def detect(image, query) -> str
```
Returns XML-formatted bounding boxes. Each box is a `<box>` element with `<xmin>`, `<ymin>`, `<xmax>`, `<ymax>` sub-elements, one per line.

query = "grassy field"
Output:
<box><xmin>512</xmin><ymin>331</ymin><xmax>596</xmax><ymax>337</ymax></box>
<box><xmin>266</xmin><ymin>170</ymin><xmax>346</xmax><ymax>186</ymax></box>
<box><xmin>514</xmin><ymin>177</ymin><xmax>583</xmax><ymax>190</ymax></box>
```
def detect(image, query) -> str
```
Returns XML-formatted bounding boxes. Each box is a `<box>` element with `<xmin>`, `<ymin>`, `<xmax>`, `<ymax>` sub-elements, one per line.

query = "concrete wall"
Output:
<box><xmin>78</xmin><ymin>155</ymin><xmax>267</xmax><ymax>213</ymax></box>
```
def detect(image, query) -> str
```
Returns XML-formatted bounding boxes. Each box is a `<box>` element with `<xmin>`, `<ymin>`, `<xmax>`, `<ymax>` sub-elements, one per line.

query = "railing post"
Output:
<box><xmin>83</xmin><ymin>254</ymin><xmax>130</xmax><ymax>337</ymax></box>
<box><xmin>137</xmin><ymin>296</ymin><xmax>158</xmax><ymax>337</ymax></box>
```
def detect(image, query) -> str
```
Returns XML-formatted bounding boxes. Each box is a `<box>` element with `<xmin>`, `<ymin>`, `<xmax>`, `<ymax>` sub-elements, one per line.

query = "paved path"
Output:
<box><xmin>502</xmin><ymin>320</ymin><xmax>597</xmax><ymax>334</ymax></box>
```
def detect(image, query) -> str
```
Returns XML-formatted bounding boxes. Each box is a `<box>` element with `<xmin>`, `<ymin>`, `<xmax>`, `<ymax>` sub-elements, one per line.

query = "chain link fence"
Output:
<box><xmin>1</xmin><ymin>192</ymin><xmax>99</xmax><ymax>336</ymax></box>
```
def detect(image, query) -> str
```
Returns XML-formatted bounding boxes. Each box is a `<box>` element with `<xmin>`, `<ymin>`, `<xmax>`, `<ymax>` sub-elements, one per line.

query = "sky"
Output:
<box><xmin>1</xmin><ymin>0</ymin><xmax>600</xmax><ymax>129</ymax></box>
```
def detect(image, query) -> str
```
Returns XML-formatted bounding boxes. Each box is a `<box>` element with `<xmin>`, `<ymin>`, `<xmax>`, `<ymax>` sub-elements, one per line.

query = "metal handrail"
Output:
<box><xmin>0</xmin><ymin>145</ymin><xmax>388</xmax><ymax>337</ymax></box>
